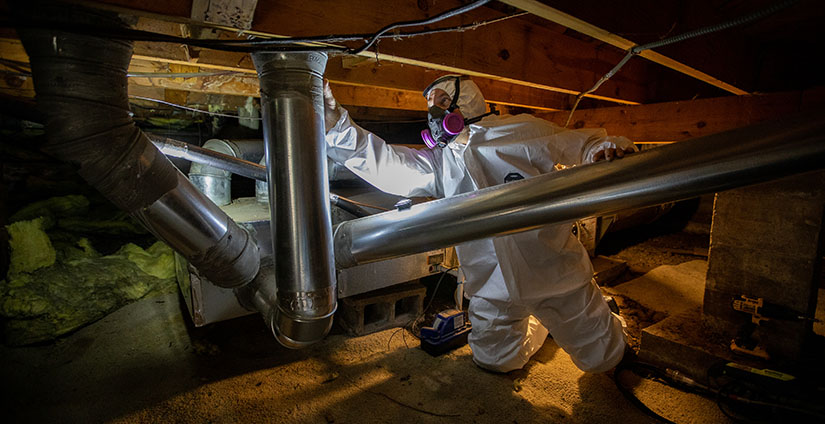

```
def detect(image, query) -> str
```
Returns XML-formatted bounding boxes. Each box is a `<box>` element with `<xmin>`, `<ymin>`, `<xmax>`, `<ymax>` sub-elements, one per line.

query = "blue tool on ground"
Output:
<box><xmin>420</xmin><ymin>309</ymin><xmax>472</xmax><ymax>356</ymax></box>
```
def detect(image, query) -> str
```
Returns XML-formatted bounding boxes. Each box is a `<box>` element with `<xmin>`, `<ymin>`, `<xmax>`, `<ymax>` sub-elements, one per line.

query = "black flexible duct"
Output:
<box><xmin>12</xmin><ymin>1</ymin><xmax>259</xmax><ymax>288</ymax></box>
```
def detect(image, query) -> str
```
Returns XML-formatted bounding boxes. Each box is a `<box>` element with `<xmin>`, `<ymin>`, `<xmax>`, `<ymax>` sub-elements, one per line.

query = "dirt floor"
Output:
<box><xmin>2</xmin><ymin>201</ymin><xmax>821</xmax><ymax>423</ymax></box>
<box><xmin>1</xmin><ymin>292</ymin><xmax>729</xmax><ymax>424</ymax></box>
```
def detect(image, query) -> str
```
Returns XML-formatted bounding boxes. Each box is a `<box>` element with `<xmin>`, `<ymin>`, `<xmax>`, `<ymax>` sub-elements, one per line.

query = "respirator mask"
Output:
<box><xmin>420</xmin><ymin>76</ymin><xmax>499</xmax><ymax>149</ymax></box>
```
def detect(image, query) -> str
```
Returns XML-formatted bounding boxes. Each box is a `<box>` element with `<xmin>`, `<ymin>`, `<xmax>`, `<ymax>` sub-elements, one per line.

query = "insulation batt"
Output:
<box><xmin>1</xmin><ymin>195</ymin><xmax>177</xmax><ymax>345</ymax></box>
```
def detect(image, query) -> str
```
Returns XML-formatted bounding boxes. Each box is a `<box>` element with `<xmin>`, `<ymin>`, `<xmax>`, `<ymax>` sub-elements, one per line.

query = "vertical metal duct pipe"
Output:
<box><xmin>249</xmin><ymin>52</ymin><xmax>336</xmax><ymax>348</ymax></box>
<box><xmin>334</xmin><ymin>112</ymin><xmax>825</xmax><ymax>268</ymax></box>
<box><xmin>13</xmin><ymin>2</ymin><xmax>259</xmax><ymax>288</ymax></box>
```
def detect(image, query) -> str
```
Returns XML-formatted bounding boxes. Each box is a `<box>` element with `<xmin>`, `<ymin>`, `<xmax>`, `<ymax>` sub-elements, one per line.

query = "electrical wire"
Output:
<box><xmin>127</xmin><ymin>70</ymin><xmax>245</xmax><ymax>78</ymax></box>
<box><xmin>128</xmin><ymin>95</ymin><xmax>262</xmax><ymax>120</ymax></box>
<box><xmin>387</xmin><ymin>266</ymin><xmax>457</xmax><ymax>351</ymax></box>
<box><xmin>214</xmin><ymin>11</ymin><xmax>526</xmax><ymax>46</ymax></box>
<box><xmin>613</xmin><ymin>361</ymin><xmax>678</xmax><ymax>424</ymax></box>
<box><xmin>336</xmin><ymin>197</ymin><xmax>390</xmax><ymax>212</ymax></box>
<box><xmin>3</xmin><ymin>0</ymin><xmax>503</xmax><ymax>54</ymax></box>
<box><xmin>615</xmin><ymin>359</ymin><xmax>825</xmax><ymax>424</ymax></box>
<box><xmin>348</xmin><ymin>0</ymin><xmax>492</xmax><ymax>55</ymax></box>
<box><xmin>563</xmin><ymin>0</ymin><xmax>800</xmax><ymax>128</ymax></box>
<box><xmin>365</xmin><ymin>11</ymin><xmax>527</xmax><ymax>41</ymax></box>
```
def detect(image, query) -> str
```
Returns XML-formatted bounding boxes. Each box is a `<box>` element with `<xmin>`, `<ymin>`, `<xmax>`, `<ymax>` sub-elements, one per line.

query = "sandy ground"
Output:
<box><xmin>1</xmin><ymin>288</ymin><xmax>732</xmax><ymax>424</ymax></box>
<box><xmin>5</xmin><ymin>211</ymin><xmax>819</xmax><ymax>423</ymax></box>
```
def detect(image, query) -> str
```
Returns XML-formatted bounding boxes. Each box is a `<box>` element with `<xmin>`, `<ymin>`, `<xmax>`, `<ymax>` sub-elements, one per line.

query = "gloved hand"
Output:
<box><xmin>592</xmin><ymin>136</ymin><xmax>638</xmax><ymax>162</ymax></box>
<box><xmin>324</xmin><ymin>80</ymin><xmax>341</xmax><ymax>133</ymax></box>
<box><xmin>593</xmin><ymin>146</ymin><xmax>635</xmax><ymax>162</ymax></box>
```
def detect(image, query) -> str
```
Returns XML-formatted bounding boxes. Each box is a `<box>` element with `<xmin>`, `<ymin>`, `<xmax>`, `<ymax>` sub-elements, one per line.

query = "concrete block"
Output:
<box><xmin>705</xmin><ymin>244</ymin><xmax>817</xmax><ymax>296</ymax></box>
<box><xmin>338</xmin><ymin>281</ymin><xmax>426</xmax><ymax>336</ymax></box>
<box><xmin>709</xmin><ymin>178</ymin><xmax>825</xmax><ymax>258</ymax></box>
<box><xmin>704</xmin><ymin>171</ymin><xmax>825</xmax><ymax>361</ymax></box>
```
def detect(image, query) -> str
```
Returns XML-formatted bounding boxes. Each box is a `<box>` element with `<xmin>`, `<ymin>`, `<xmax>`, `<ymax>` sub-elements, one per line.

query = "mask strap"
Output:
<box><xmin>447</xmin><ymin>77</ymin><xmax>461</xmax><ymax>112</ymax></box>
<box><xmin>464</xmin><ymin>104</ymin><xmax>500</xmax><ymax>125</ymax></box>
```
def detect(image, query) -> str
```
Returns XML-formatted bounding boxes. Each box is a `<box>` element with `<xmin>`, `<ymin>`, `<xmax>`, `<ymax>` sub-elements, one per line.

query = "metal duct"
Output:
<box><xmin>14</xmin><ymin>2</ymin><xmax>259</xmax><ymax>288</ymax></box>
<box><xmin>149</xmin><ymin>135</ymin><xmax>374</xmax><ymax>217</ymax></box>
<box><xmin>189</xmin><ymin>139</ymin><xmax>239</xmax><ymax>206</ymax></box>
<box><xmin>334</xmin><ymin>112</ymin><xmax>825</xmax><ymax>268</ymax></box>
<box><xmin>187</xmin><ymin>138</ymin><xmax>267</xmax><ymax>206</ymax></box>
<box><xmin>249</xmin><ymin>52</ymin><xmax>336</xmax><ymax>348</ymax></box>
<box><xmin>151</xmin><ymin>135</ymin><xmax>267</xmax><ymax>181</ymax></box>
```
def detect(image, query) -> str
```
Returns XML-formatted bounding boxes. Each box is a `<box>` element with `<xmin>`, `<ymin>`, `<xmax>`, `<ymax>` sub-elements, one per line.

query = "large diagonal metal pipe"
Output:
<box><xmin>13</xmin><ymin>2</ymin><xmax>259</xmax><ymax>288</ymax></box>
<box><xmin>246</xmin><ymin>52</ymin><xmax>336</xmax><ymax>348</ymax></box>
<box><xmin>334</xmin><ymin>112</ymin><xmax>825</xmax><ymax>268</ymax></box>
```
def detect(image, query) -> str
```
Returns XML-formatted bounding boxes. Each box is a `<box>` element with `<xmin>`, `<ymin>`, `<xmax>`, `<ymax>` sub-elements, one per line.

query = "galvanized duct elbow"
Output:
<box><xmin>243</xmin><ymin>52</ymin><xmax>337</xmax><ymax>348</ymax></box>
<box><xmin>14</xmin><ymin>2</ymin><xmax>259</xmax><ymax>288</ymax></box>
<box><xmin>185</xmin><ymin>138</ymin><xmax>270</xmax><ymax>206</ymax></box>
<box><xmin>188</xmin><ymin>139</ymin><xmax>256</xmax><ymax>206</ymax></box>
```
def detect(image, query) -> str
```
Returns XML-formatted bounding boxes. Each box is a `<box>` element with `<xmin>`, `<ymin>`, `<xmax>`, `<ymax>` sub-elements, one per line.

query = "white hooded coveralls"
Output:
<box><xmin>325</xmin><ymin>79</ymin><xmax>629</xmax><ymax>373</ymax></box>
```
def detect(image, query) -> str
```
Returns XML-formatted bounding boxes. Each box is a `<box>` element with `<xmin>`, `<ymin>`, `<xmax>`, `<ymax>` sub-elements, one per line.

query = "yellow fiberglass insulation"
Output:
<box><xmin>6</xmin><ymin>217</ymin><xmax>56</xmax><ymax>274</ymax></box>
<box><xmin>1</xmin><ymin>197</ymin><xmax>178</xmax><ymax>346</ymax></box>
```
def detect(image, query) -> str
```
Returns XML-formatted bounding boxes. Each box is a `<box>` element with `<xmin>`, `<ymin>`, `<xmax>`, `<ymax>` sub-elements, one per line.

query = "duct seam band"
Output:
<box><xmin>189</xmin><ymin>222</ymin><xmax>260</xmax><ymax>288</ymax></box>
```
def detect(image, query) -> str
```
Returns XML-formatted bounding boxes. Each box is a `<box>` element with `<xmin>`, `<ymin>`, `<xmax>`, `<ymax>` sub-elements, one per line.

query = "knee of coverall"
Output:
<box><xmin>467</xmin><ymin>296</ymin><xmax>549</xmax><ymax>373</ymax></box>
<box><xmin>532</xmin><ymin>280</ymin><xmax>626</xmax><ymax>373</ymax></box>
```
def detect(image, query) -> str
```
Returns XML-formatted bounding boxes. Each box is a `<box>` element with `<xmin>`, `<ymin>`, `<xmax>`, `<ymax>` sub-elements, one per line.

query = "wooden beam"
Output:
<box><xmin>0</xmin><ymin>72</ymin><xmax>34</xmax><ymax>98</ymax></box>
<box><xmin>139</xmin><ymin>43</ymin><xmax>578</xmax><ymax>111</ymax></box>
<box><xmin>0</xmin><ymin>37</ymin><xmax>28</xmax><ymax>63</ymax></box>
<box><xmin>327</xmin><ymin>57</ymin><xmax>580</xmax><ymax>112</ymax></box>
<box><xmin>499</xmin><ymin>0</ymin><xmax>749</xmax><ymax>96</ymax></box>
<box><xmin>0</xmin><ymin>37</ymin><xmax>426</xmax><ymax>111</ymax></box>
<box><xmin>128</xmin><ymin>59</ymin><xmax>260</xmax><ymax>97</ymax></box>
<box><xmin>534</xmin><ymin>88</ymin><xmax>825</xmax><ymax>143</ymax></box>
<box><xmin>129</xmin><ymin>59</ymin><xmax>428</xmax><ymax>111</ymax></box>
<box><xmin>3</xmin><ymin>32</ymin><xmax>581</xmax><ymax>113</ymax></box>
<box><xmin>79</xmin><ymin>0</ymin><xmax>652</xmax><ymax>105</ymax></box>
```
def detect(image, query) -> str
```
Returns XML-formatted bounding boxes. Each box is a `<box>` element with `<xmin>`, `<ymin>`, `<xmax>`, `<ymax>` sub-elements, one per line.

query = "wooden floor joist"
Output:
<box><xmin>1</xmin><ymin>35</ymin><xmax>576</xmax><ymax>113</ymax></box>
<box><xmin>500</xmin><ymin>0</ymin><xmax>750</xmax><ymax>96</ymax></box>
<box><xmin>75</xmin><ymin>0</ymin><xmax>653</xmax><ymax>106</ymax></box>
<box><xmin>535</xmin><ymin>88</ymin><xmax>825</xmax><ymax>143</ymax></box>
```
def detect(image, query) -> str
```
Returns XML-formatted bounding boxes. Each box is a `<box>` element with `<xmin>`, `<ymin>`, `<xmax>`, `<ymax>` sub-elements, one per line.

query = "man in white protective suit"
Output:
<box><xmin>324</xmin><ymin>75</ymin><xmax>636</xmax><ymax>373</ymax></box>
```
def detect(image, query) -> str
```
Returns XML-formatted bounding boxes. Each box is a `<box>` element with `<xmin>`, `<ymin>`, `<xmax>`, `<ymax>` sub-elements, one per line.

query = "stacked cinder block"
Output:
<box><xmin>338</xmin><ymin>281</ymin><xmax>427</xmax><ymax>336</ymax></box>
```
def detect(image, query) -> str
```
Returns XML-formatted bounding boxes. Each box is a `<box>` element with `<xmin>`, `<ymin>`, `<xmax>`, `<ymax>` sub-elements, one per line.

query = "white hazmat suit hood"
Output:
<box><xmin>325</xmin><ymin>76</ymin><xmax>630</xmax><ymax>373</ymax></box>
<box><xmin>425</xmin><ymin>75</ymin><xmax>488</xmax><ymax>121</ymax></box>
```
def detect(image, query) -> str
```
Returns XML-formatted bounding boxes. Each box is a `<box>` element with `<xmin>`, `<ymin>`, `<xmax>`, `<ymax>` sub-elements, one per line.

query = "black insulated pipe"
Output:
<box><xmin>12</xmin><ymin>1</ymin><xmax>259</xmax><ymax>288</ymax></box>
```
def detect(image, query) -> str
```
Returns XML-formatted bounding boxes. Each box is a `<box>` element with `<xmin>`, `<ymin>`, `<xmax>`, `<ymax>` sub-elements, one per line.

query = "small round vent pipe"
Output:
<box><xmin>189</xmin><ymin>139</ymin><xmax>266</xmax><ymax>206</ymax></box>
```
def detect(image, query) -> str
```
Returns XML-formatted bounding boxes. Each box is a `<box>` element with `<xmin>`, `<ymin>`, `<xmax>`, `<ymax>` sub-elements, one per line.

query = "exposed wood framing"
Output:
<box><xmin>75</xmin><ymin>0</ymin><xmax>654</xmax><ymax>106</ymax></box>
<box><xmin>499</xmin><ymin>0</ymin><xmax>750</xmax><ymax>96</ymax></box>
<box><xmin>535</xmin><ymin>88</ymin><xmax>825</xmax><ymax>143</ymax></box>
<box><xmin>0</xmin><ymin>72</ymin><xmax>34</xmax><ymax>98</ymax></box>
<box><xmin>2</xmin><ymin>32</ymin><xmax>580</xmax><ymax>112</ymax></box>
<box><xmin>0</xmin><ymin>37</ymin><xmax>421</xmax><ymax>111</ymax></box>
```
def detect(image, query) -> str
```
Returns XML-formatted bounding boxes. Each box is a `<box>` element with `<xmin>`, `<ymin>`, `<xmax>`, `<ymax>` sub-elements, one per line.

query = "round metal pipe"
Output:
<box><xmin>334</xmin><ymin>112</ymin><xmax>825</xmax><ymax>268</ymax></box>
<box><xmin>189</xmin><ymin>139</ymin><xmax>239</xmax><ymax>206</ymax></box>
<box><xmin>151</xmin><ymin>135</ymin><xmax>375</xmax><ymax>217</ymax></box>
<box><xmin>150</xmin><ymin>135</ymin><xmax>268</xmax><ymax>181</ymax></box>
<box><xmin>13</xmin><ymin>2</ymin><xmax>259</xmax><ymax>288</ymax></box>
<box><xmin>252</xmin><ymin>51</ymin><xmax>336</xmax><ymax>349</ymax></box>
